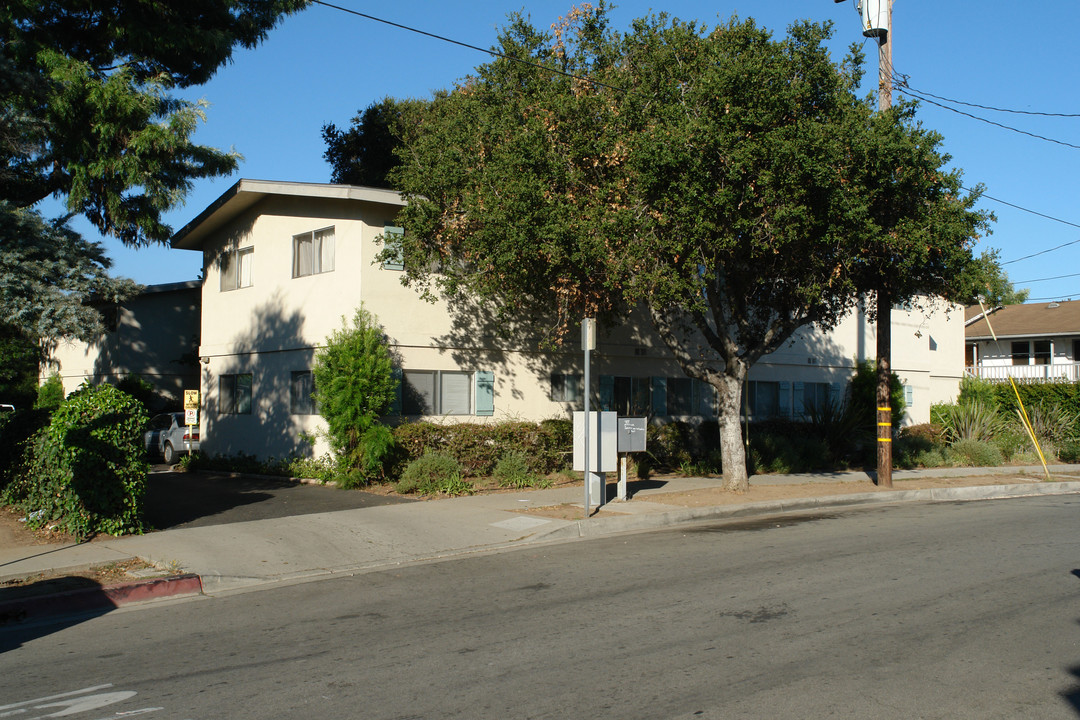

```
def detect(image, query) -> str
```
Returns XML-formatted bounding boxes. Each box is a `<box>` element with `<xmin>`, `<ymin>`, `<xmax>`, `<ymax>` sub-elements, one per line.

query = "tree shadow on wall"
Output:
<box><xmin>207</xmin><ymin>291</ymin><xmax>315</xmax><ymax>460</ymax></box>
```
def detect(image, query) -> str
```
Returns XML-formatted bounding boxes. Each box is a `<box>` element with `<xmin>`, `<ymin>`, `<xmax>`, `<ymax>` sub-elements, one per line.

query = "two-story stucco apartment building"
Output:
<box><xmin>49</xmin><ymin>179</ymin><xmax>969</xmax><ymax>461</ymax></box>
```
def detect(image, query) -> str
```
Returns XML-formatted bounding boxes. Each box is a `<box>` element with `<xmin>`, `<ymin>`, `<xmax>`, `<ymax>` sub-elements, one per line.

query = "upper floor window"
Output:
<box><xmin>220</xmin><ymin>246</ymin><xmax>254</xmax><ymax>291</ymax></box>
<box><xmin>293</xmin><ymin>227</ymin><xmax>335</xmax><ymax>278</ymax></box>
<box><xmin>382</xmin><ymin>224</ymin><xmax>404</xmax><ymax>271</ymax></box>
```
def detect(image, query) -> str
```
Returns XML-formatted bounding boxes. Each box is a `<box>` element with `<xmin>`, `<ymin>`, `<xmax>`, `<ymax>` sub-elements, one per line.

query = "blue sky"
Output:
<box><xmin>64</xmin><ymin>1</ymin><xmax>1080</xmax><ymax>303</ymax></box>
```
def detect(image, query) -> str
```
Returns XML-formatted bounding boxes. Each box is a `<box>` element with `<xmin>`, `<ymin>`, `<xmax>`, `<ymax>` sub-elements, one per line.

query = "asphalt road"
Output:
<box><xmin>143</xmin><ymin>467</ymin><xmax>413</xmax><ymax>530</ymax></box>
<box><xmin>2</xmin><ymin>495</ymin><xmax>1078</xmax><ymax>719</ymax></box>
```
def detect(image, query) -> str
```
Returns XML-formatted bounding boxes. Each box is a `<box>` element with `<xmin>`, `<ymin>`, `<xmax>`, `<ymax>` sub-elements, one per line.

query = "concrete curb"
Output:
<box><xmin>529</xmin><ymin>481</ymin><xmax>1080</xmax><ymax>541</ymax></box>
<box><xmin>0</xmin><ymin>573</ymin><xmax>203</xmax><ymax>627</ymax></box>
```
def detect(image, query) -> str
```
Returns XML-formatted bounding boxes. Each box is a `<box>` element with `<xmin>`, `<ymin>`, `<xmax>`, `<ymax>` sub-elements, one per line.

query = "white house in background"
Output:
<box><xmin>965</xmin><ymin>301</ymin><xmax>1080</xmax><ymax>382</ymax></box>
<box><xmin>163</xmin><ymin>179</ymin><xmax>966</xmax><ymax>460</ymax></box>
<box><xmin>45</xmin><ymin>281</ymin><xmax>201</xmax><ymax>406</ymax></box>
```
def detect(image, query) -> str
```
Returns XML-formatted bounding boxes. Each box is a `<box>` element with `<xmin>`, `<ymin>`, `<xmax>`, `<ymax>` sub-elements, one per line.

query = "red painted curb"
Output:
<box><xmin>0</xmin><ymin>573</ymin><xmax>203</xmax><ymax>626</ymax></box>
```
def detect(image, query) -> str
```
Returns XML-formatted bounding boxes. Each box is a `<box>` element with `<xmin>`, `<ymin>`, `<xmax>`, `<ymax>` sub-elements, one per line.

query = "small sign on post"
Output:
<box><xmin>616</xmin><ymin>418</ymin><xmax>647</xmax><ymax>501</ymax></box>
<box><xmin>183</xmin><ymin>390</ymin><xmax>200</xmax><ymax>449</ymax></box>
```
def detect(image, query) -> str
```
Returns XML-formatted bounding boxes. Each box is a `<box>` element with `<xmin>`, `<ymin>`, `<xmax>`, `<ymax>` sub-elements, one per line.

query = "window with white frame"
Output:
<box><xmin>402</xmin><ymin>370</ymin><xmax>477</xmax><ymax>416</ymax></box>
<box><xmin>290</xmin><ymin>371</ymin><xmax>316</xmax><ymax>415</ymax></box>
<box><xmin>220</xmin><ymin>246</ymin><xmax>254</xmax><ymax>291</ymax></box>
<box><xmin>293</xmin><ymin>227</ymin><xmax>335</xmax><ymax>278</ymax></box>
<box><xmin>382</xmin><ymin>224</ymin><xmax>404</xmax><ymax>270</ymax></box>
<box><xmin>220</xmin><ymin>373</ymin><xmax>252</xmax><ymax>414</ymax></box>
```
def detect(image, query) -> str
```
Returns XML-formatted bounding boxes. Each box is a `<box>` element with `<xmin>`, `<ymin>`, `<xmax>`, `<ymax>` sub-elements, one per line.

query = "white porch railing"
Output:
<box><xmin>965</xmin><ymin>363</ymin><xmax>1080</xmax><ymax>382</ymax></box>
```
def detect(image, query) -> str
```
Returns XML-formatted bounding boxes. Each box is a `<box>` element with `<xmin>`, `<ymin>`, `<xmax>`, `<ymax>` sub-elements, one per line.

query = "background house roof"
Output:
<box><xmin>965</xmin><ymin>301</ymin><xmax>1080</xmax><ymax>340</ymax></box>
<box><xmin>170</xmin><ymin>179</ymin><xmax>406</xmax><ymax>250</ymax></box>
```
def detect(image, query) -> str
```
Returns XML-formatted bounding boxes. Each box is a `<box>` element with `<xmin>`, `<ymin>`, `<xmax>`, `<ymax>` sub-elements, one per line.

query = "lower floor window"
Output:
<box><xmin>220</xmin><ymin>373</ymin><xmax>252</xmax><ymax>414</ymax></box>
<box><xmin>745</xmin><ymin>381</ymin><xmax>779</xmax><ymax>419</ymax></box>
<box><xmin>291</xmin><ymin>371</ymin><xmax>315</xmax><ymax>415</ymax></box>
<box><xmin>403</xmin><ymin>370</ymin><xmax>473</xmax><ymax>415</ymax></box>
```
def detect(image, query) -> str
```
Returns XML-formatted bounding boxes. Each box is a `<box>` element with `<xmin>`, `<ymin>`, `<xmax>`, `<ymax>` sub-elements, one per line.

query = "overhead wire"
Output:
<box><xmin>320</xmin><ymin>2</ymin><xmax>1080</xmax><ymax>281</ymax></box>
<box><xmin>308</xmin><ymin>0</ymin><xmax>626</xmax><ymax>93</ymax></box>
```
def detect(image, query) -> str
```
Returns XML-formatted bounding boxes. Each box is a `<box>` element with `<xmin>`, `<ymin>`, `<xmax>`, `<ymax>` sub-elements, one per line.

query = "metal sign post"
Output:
<box><xmin>183</xmin><ymin>389</ymin><xmax>200</xmax><ymax>451</ymax></box>
<box><xmin>582</xmin><ymin>318</ymin><xmax>596</xmax><ymax>517</ymax></box>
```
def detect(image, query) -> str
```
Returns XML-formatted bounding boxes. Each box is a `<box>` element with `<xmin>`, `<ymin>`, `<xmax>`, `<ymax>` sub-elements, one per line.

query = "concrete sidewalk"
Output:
<box><xmin>3</xmin><ymin>465</ymin><xmax>1080</xmax><ymax>602</ymax></box>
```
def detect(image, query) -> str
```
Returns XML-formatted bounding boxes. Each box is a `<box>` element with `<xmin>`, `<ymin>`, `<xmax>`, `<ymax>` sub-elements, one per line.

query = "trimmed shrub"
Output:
<box><xmin>3</xmin><ymin>383</ymin><xmax>148</xmax><ymax>538</ymax></box>
<box><xmin>1057</xmin><ymin>440</ymin><xmax>1080</xmax><ymax>464</ymax></box>
<box><xmin>946</xmin><ymin>439</ymin><xmax>1004</xmax><ymax>467</ymax></box>
<box><xmin>748</xmin><ymin>426</ymin><xmax>830</xmax><ymax>474</ymax></box>
<box><xmin>494</xmin><ymin>450</ymin><xmax>551</xmax><ymax>489</ymax></box>
<box><xmin>389</xmin><ymin>420</ymin><xmax>570</xmax><ymax>479</ymax></box>
<box><xmin>395</xmin><ymin>450</ymin><xmax>468</xmax><ymax>495</ymax></box>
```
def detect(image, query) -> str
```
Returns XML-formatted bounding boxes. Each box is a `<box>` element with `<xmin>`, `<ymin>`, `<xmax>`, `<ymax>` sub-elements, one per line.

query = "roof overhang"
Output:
<box><xmin>170</xmin><ymin>179</ymin><xmax>407</xmax><ymax>250</ymax></box>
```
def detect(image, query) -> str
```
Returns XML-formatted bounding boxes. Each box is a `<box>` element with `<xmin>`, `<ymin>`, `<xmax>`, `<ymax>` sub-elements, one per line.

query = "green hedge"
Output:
<box><xmin>389</xmin><ymin>420</ymin><xmax>571</xmax><ymax>478</ymax></box>
<box><xmin>2</xmin><ymin>383</ymin><xmax>148</xmax><ymax>539</ymax></box>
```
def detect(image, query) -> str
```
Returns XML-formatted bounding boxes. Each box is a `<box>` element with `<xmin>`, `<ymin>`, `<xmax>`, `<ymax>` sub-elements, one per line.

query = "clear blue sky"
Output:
<box><xmin>69</xmin><ymin>0</ymin><xmax>1080</xmax><ymax>304</ymax></box>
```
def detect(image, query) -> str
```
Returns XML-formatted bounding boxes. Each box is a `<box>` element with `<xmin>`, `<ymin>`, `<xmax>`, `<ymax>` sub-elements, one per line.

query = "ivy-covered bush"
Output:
<box><xmin>2</xmin><ymin>383</ymin><xmax>148</xmax><ymax>539</ymax></box>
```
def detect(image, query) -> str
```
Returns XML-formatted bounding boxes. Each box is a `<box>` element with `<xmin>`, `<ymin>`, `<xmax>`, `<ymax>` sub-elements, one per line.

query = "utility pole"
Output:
<box><xmin>875</xmin><ymin>0</ymin><xmax>894</xmax><ymax>488</ymax></box>
<box><xmin>835</xmin><ymin>0</ymin><xmax>894</xmax><ymax>487</ymax></box>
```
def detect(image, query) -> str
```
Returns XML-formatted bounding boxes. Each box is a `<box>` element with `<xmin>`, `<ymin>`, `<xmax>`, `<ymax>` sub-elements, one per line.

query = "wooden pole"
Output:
<box><xmin>875</xmin><ymin>0</ymin><xmax>894</xmax><ymax>487</ymax></box>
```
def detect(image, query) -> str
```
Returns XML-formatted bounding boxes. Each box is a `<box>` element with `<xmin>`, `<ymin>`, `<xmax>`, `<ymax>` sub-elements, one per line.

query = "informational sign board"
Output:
<box><xmin>184</xmin><ymin>389</ymin><xmax>200</xmax><ymax>410</ymax></box>
<box><xmin>572</xmin><ymin>411</ymin><xmax>617</xmax><ymax>472</ymax></box>
<box><xmin>184</xmin><ymin>407</ymin><xmax>198</xmax><ymax>425</ymax></box>
<box><xmin>617</xmin><ymin>417</ymin><xmax>647</xmax><ymax>453</ymax></box>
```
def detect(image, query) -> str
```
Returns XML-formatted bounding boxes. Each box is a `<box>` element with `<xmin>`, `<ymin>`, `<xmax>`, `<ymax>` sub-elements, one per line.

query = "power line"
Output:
<box><xmin>897</xmin><ymin>85</ymin><xmax>1080</xmax><ymax>151</ymax></box>
<box><xmin>309</xmin><ymin>0</ymin><xmax>625</xmax><ymax>93</ymax></box>
<box><xmin>1012</xmin><ymin>271</ymin><xmax>1080</xmax><ymax>284</ymax></box>
<box><xmin>1001</xmin><ymin>237</ymin><xmax>1080</xmax><ymax>266</ymax></box>
<box><xmin>899</xmin><ymin>84</ymin><xmax>1080</xmax><ymax>118</ymax></box>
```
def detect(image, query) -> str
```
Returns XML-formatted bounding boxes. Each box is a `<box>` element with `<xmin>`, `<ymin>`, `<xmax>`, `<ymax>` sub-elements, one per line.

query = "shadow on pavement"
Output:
<box><xmin>0</xmin><ymin>577</ymin><xmax>113</xmax><ymax>653</ymax></box>
<box><xmin>144</xmin><ymin>470</ymin><xmax>414</xmax><ymax>530</ymax></box>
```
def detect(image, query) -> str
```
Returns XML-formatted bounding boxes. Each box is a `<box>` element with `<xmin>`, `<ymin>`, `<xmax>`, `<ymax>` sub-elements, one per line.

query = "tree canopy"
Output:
<box><xmin>2</xmin><ymin>0</ymin><xmax>308</xmax><ymax>245</ymax></box>
<box><xmin>1</xmin><ymin>0</ymin><xmax>307</xmax><ymax>341</ymax></box>
<box><xmin>374</xmin><ymin>6</ymin><xmax>989</xmax><ymax>490</ymax></box>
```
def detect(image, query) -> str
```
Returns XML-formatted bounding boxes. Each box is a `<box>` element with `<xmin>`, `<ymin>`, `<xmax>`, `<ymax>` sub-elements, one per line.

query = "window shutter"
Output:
<box><xmin>793</xmin><ymin>381</ymin><xmax>805</xmax><ymax>417</ymax></box>
<box><xmin>651</xmin><ymin>377</ymin><xmax>667</xmax><ymax>416</ymax></box>
<box><xmin>383</xmin><ymin>225</ymin><xmax>405</xmax><ymax>270</ymax></box>
<box><xmin>389</xmin><ymin>368</ymin><xmax>403</xmax><ymax>416</ymax></box>
<box><xmin>475</xmin><ymin>371</ymin><xmax>494</xmax><ymax>416</ymax></box>
<box><xmin>599</xmin><ymin>375</ymin><xmax>615</xmax><ymax>412</ymax></box>
<box><xmin>778</xmin><ymin>381</ymin><xmax>791</xmax><ymax>418</ymax></box>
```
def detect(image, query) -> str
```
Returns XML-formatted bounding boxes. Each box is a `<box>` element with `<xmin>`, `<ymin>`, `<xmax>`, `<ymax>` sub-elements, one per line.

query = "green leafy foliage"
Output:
<box><xmin>34</xmin><ymin>373</ymin><xmax>64</xmax><ymax>410</ymax></box>
<box><xmin>389</xmin><ymin>421</ymin><xmax>569</xmax><ymax>478</ymax></box>
<box><xmin>494</xmin><ymin>450</ymin><xmax>551</xmax><ymax>489</ymax></box>
<box><xmin>2</xmin><ymin>383</ymin><xmax>148</xmax><ymax>539</ymax></box>
<box><xmin>375</xmin><ymin>7</ymin><xmax>986</xmax><ymax>490</ymax></box>
<box><xmin>395</xmin><ymin>451</ymin><xmax>472</xmax><ymax>496</ymax></box>
<box><xmin>312</xmin><ymin>306</ymin><xmax>398</xmax><ymax>479</ymax></box>
<box><xmin>0</xmin><ymin>324</ymin><xmax>41</xmax><ymax>408</ymax></box>
<box><xmin>946</xmin><ymin>439</ymin><xmax>1004</xmax><ymax>468</ymax></box>
<box><xmin>935</xmin><ymin>401</ymin><xmax>1004</xmax><ymax>444</ymax></box>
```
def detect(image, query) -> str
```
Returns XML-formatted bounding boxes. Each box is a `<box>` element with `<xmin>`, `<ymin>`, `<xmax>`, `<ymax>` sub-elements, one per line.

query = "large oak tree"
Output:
<box><xmin>380</xmin><ymin>6</ymin><xmax>988</xmax><ymax>490</ymax></box>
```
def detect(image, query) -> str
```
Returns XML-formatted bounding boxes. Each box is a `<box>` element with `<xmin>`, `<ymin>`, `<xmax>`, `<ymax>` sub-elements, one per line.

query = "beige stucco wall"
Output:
<box><xmin>45</xmin><ymin>283</ymin><xmax>201</xmax><ymax>405</ymax></box>
<box><xmin>187</xmin><ymin>190</ymin><xmax>964</xmax><ymax>459</ymax></box>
